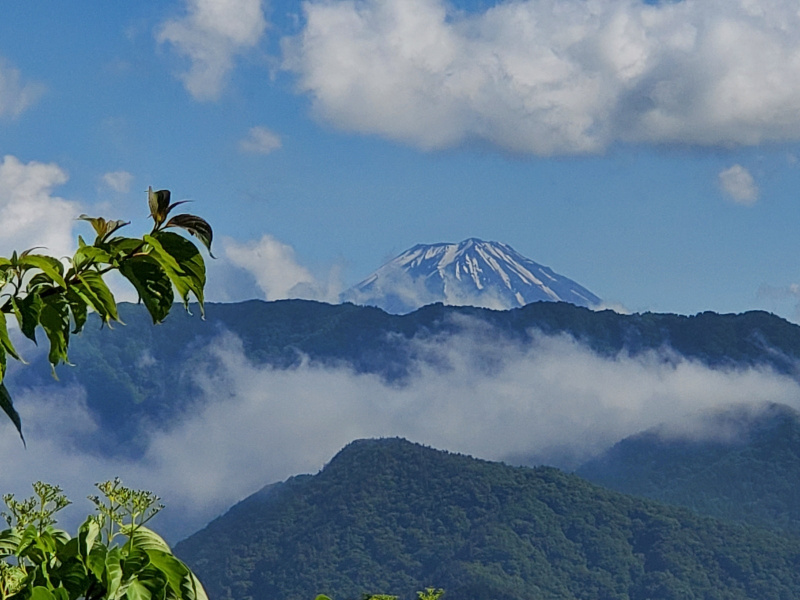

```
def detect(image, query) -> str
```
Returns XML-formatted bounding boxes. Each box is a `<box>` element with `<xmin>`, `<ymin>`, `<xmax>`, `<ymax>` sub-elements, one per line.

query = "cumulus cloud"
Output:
<box><xmin>719</xmin><ymin>164</ymin><xmax>758</xmax><ymax>204</ymax></box>
<box><xmin>0</xmin><ymin>58</ymin><xmax>44</xmax><ymax>118</ymax></box>
<box><xmin>157</xmin><ymin>0</ymin><xmax>268</xmax><ymax>100</ymax></box>
<box><xmin>223</xmin><ymin>234</ymin><xmax>340</xmax><ymax>302</ymax></box>
<box><xmin>283</xmin><ymin>0</ymin><xmax>800</xmax><ymax>155</ymax></box>
<box><xmin>100</xmin><ymin>170</ymin><xmax>134</xmax><ymax>193</ymax></box>
<box><xmin>3</xmin><ymin>322</ymin><xmax>800</xmax><ymax>541</ymax></box>
<box><xmin>239</xmin><ymin>126</ymin><xmax>283</xmax><ymax>154</ymax></box>
<box><xmin>0</xmin><ymin>155</ymin><xmax>81</xmax><ymax>257</ymax></box>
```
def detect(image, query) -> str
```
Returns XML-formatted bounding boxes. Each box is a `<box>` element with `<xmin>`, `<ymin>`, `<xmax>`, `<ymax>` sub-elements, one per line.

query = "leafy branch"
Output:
<box><xmin>0</xmin><ymin>480</ymin><xmax>207</xmax><ymax>600</ymax></box>
<box><xmin>0</xmin><ymin>187</ymin><xmax>213</xmax><ymax>443</ymax></box>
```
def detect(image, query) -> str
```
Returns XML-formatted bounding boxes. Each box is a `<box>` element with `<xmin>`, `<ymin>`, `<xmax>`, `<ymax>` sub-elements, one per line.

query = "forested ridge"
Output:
<box><xmin>578</xmin><ymin>402</ymin><xmax>800</xmax><ymax>536</ymax></box>
<box><xmin>175</xmin><ymin>438</ymin><xmax>800</xmax><ymax>600</ymax></box>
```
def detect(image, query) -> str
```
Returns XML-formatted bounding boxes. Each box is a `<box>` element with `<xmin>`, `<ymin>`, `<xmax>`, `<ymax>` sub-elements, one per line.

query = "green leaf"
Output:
<box><xmin>127</xmin><ymin>579</ymin><xmax>153</xmax><ymax>600</ymax></box>
<box><xmin>30</xmin><ymin>586</ymin><xmax>56</xmax><ymax>600</ymax></box>
<box><xmin>105</xmin><ymin>547</ymin><xmax>123</xmax><ymax>600</ymax></box>
<box><xmin>73</xmin><ymin>270</ymin><xmax>119</xmax><ymax>324</ymax></box>
<box><xmin>0</xmin><ymin>528</ymin><xmax>21</xmax><ymax>556</ymax></box>
<box><xmin>118</xmin><ymin>256</ymin><xmax>174</xmax><ymax>324</ymax></box>
<box><xmin>72</xmin><ymin>245</ymin><xmax>113</xmax><ymax>272</ymax></box>
<box><xmin>39</xmin><ymin>294</ymin><xmax>71</xmax><ymax>372</ymax></box>
<box><xmin>86</xmin><ymin>544</ymin><xmax>107</xmax><ymax>581</ymax></box>
<box><xmin>18</xmin><ymin>255</ymin><xmax>67</xmax><ymax>290</ymax></box>
<box><xmin>66</xmin><ymin>288</ymin><xmax>88</xmax><ymax>334</ymax></box>
<box><xmin>0</xmin><ymin>382</ymin><xmax>24</xmax><ymax>444</ymax></box>
<box><xmin>144</xmin><ymin>233</ymin><xmax>205</xmax><ymax>315</ymax></box>
<box><xmin>12</xmin><ymin>292</ymin><xmax>43</xmax><ymax>343</ymax></box>
<box><xmin>77</xmin><ymin>518</ymin><xmax>100</xmax><ymax>559</ymax></box>
<box><xmin>122</xmin><ymin>545</ymin><xmax>151</xmax><ymax>578</ymax></box>
<box><xmin>164</xmin><ymin>214</ymin><xmax>214</xmax><ymax>257</ymax></box>
<box><xmin>0</xmin><ymin>311</ymin><xmax>22</xmax><ymax>362</ymax></box>
<box><xmin>126</xmin><ymin>527</ymin><xmax>171</xmax><ymax>554</ymax></box>
<box><xmin>145</xmin><ymin>550</ymin><xmax>208</xmax><ymax>600</ymax></box>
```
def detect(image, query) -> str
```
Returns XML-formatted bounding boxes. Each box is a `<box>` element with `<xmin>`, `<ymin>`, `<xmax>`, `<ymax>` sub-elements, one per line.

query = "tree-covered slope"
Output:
<box><xmin>174</xmin><ymin>438</ymin><xmax>800</xmax><ymax>600</ymax></box>
<box><xmin>576</xmin><ymin>402</ymin><xmax>800</xmax><ymax>536</ymax></box>
<box><xmin>13</xmin><ymin>299</ymin><xmax>800</xmax><ymax>454</ymax></box>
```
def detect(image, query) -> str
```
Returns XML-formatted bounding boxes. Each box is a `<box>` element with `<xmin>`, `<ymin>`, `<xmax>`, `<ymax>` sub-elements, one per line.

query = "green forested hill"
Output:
<box><xmin>13</xmin><ymin>299</ymin><xmax>800</xmax><ymax>455</ymax></box>
<box><xmin>577</xmin><ymin>402</ymin><xmax>800</xmax><ymax>536</ymax></box>
<box><xmin>174</xmin><ymin>438</ymin><xmax>800</xmax><ymax>600</ymax></box>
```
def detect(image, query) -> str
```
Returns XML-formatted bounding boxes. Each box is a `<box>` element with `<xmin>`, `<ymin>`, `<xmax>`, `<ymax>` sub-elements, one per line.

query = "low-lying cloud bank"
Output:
<box><xmin>2</xmin><ymin>321</ymin><xmax>799</xmax><ymax>542</ymax></box>
<box><xmin>284</xmin><ymin>0</ymin><xmax>800</xmax><ymax>155</ymax></box>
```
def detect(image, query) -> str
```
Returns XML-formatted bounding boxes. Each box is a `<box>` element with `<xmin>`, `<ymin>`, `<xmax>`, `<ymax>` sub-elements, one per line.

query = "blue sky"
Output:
<box><xmin>3</xmin><ymin>0</ymin><xmax>800</xmax><ymax>318</ymax></box>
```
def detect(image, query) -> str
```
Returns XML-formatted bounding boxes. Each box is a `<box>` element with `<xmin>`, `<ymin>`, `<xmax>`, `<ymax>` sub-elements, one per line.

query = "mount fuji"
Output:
<box><xmin>341</xmin><ymin>238</ymin><xmax>601</xmax><ymax>314</ymax></box>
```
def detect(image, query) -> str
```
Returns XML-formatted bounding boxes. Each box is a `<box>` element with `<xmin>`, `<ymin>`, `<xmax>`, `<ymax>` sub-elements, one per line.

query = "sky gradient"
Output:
<box><xmin>3</xmin><ymin>0</ymin><xmax>800</xmax><ymax>319</ymax></box>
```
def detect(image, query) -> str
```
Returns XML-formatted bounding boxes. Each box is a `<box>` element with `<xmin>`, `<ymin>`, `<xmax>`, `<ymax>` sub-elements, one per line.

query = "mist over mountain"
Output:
<box><xmin>6</xmin><ymin>299</ymin><xmax>800</xmax><ymax>542</ymax></box>
<box><xmin>341</xmin><ymin>239</ymin><xmax>601</xmax><ymax>313</ymax></box>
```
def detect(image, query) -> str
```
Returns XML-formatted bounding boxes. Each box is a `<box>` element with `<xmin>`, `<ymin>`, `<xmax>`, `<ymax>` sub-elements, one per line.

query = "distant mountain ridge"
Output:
<box><xmin>341</xmin><ymin>239</ymin><xmax>601</xmax><ymax>313</ymax></box>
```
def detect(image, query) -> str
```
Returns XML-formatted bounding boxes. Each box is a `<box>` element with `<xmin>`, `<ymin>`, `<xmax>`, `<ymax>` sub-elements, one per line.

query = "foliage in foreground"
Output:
<box><xmin>0</xmin><ymin>187</ymin><xmax>212</xmax><ymax>441</ymax></box>
<box><xmin>0</xmin><ymin>480</ymin><xmax>207</xmax><ymax>600</ymax></box>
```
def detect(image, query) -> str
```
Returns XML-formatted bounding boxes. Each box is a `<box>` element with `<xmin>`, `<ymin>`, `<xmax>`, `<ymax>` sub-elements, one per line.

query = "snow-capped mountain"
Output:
<box><xmin>341</xmin><ymin>238</ymin><xmax>601</xmax><ymax>314</ymax></box>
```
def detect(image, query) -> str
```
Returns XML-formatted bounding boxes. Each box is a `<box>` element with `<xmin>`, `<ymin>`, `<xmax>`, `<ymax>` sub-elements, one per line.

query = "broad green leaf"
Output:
<box><xmin>122</xmin><ymin>546</ymin><xmax>151</xmax><ymax>578</ymax></box>
<box><xmin>51</xmin><ymin>587</ymin><xmax>70</xmax><ymax>600</ymax></box>
<box><xmin>127</xmin><ymin>579</ymin><xmax>153</xmax><ymax>600</ymax></box>
<box><xmin>78</xmin><ymin>518</ymin><xmax>100</xmax><ymax>559</ymax></box>
<box><xmin>0</xmin><ymin>312</ymin><xmax>22</xmax><ymax>362</ymax></box>
<box><xmin>39</xmin><ymin>294</ymin><xmax>71</xmax><ymax>372</ymax></box>
<box><xmin>73</xmin><ymin>270</ymin><xmax>119</xmax><ymax>324</ymax></box>
<box><xmin>18</xmin><ymin>255</ymin><xmax>67</xmax><ymax>290</ymax></box>
<box><xmin>126</xmin><ymin>527</ymin><xmax>171</xmax><ymax>554</ymax></box>
<box><xmin>66</xmin><ymin>288</ymin><xmax>88</xmax><ymax>334</ymax></box>
<box><xmin>105</xmin><ymin>547</ymin><xmax>123</xmax><ymax>600</ymax></box>
<box><xmin>144</xmin><ymin>233</ymin><xmax>205</xmax><ymax>315</ymax></box>
<box><xmin>0</xmin><ymin>382</ymin><xmax>24</xmax><ymax>444</ymax></box>
<box><xmin>86</xmin><ymin>544</ymin><xmax>107</xmax><ymax>580</ymax></box>
<box><xmin>12</xmin><ymin>292</ymin><xmax>43</xmax><ymax>343</ymax></box>
<box><xmin>72</xmin><ymin>245</ymin><xmax>112</xmax><ymax>272</ymax></box>
<box><xmin>0</xmin><ymin>528</ymin><xmax>21</xmax><ymax>556</ymax></box>
<box><xmin>164</xmin><ymin>214</ymin><xmax>214</xmax><ymax>257</ymax></box>
<box><xmin>145</xmin><ymin>551</ymin><xmax>205</xmax><ymax>600</ymax></box>
<box><xmin>30</xmin><ymin>586</ymin><xmax>56</xmax><ymax>600</ymax></box>
<box><xmin>118</xmin><ymin>257</ymin><xmax>174</xmax><ymax>324</ymax></box>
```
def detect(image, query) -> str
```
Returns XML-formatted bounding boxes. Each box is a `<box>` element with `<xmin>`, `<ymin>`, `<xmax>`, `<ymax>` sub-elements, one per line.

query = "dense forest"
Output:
<box><xmin>175</xmin><ymin>438</ymin><xmax>800</xmax><ymax>600</ymax></box>
<box><xmin>578</xmin><ymin>402</ymin><xmax>800</xmax><ymax>536</ymax></box>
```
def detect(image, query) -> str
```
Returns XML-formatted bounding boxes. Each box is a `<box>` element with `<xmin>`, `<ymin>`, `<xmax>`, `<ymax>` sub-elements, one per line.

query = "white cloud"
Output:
<box><xmin>0</xmin><ymin>57</ymin><xmax>44</xmax><ymax>118</ymax></box>
<box><xmin>239</xmin><ymin>126</ymin><xmax>282</xmax><ymax>154</ymax></box>
<box><xmin>0</xmin><ymin>155</ymin><xmax>81</xmax><ymax>257</ymax></box>
<box><xmin>157</xmin><ymin>0</ymin><xmax>268</xmax><ymax>100</ymax></box>
<box><xmin>719</xmin><ymin>164</ymin><xmax>758</xmax><ymax>204</ymax></box>
<box><xmin>100</xmin><ymin>170</ymin><xmax>134</xmax><ymax>193</ymax></box>
<box><xmin>223</xmin><ymin>234</ymin><xmax>340</xmax><ymax>302</ymax></box>
<box><xmin>3</xmin><ymin>323</ymin><xmax>798</xmax><ymax>542</ymax></box>
<box><xmin>284</xmin><ymin>0</ymin><xmax>800</xmax><ymax>155</ymax></box>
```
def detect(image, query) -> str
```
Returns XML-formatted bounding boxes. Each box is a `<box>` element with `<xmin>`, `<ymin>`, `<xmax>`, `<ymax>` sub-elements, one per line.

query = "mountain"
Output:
<box><xmin>576</xmin><ymin>402</ymin><xmax>800</xmax><ymax>536</ymax></box>
<box><xmin>175</xmin><ymin>438</ymin><xmax>800</xmax><ymax>600</ymax></box>
<box><xmin>340</xmin><ymin>239</ymin><xmax>601</xmax><ymax>313</ymax></box>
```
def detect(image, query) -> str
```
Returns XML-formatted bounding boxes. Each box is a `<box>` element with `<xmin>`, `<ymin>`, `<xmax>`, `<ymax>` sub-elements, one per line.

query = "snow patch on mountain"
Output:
<box><xmin>341</xmin><ymin>238</ymin><xmax>601</xmax><ymax>314</ymax></box>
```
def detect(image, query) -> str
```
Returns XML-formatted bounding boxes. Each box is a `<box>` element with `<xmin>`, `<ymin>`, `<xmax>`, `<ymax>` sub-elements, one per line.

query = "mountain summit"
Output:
<box><xmin>341</xmin><ymin>238</ymin><xmax>600</xmax><ymax>314</ymax></box>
